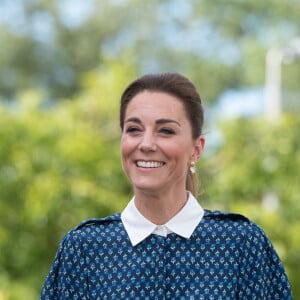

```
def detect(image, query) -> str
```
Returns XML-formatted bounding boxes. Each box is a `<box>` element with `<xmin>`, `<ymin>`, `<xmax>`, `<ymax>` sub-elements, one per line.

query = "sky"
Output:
<box><xmin>217</xmin><ymin>88</ymin><xmax>264</xmax><ymax>119</ymax></box>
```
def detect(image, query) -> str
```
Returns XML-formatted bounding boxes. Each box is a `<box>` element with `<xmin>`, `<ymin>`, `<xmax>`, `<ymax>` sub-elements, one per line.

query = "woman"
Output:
<box><xmin>40</xmin><ymin>73</ymin><xmax>292</xmax><ymax>299</ymax></box>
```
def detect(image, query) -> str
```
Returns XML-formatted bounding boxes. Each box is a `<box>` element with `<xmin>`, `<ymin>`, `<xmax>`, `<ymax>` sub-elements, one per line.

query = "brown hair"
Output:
<box><xmin>120</xmin><ymin>72</ymin><xmax>204</xmax><ymax>197</ymax></box>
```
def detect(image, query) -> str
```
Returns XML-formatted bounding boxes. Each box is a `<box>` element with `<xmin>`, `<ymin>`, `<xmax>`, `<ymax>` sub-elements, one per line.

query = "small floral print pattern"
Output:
<box><xmin>40</xmin><ymin>211</ymin><xmax>292</xmax><ymax>299</ymax></box>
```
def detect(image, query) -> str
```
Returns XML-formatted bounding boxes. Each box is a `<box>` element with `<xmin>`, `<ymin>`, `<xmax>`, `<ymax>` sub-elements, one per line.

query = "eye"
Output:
<box><xmin>125</xmin><ymin>126</ymin><xmax>141</xmax><ymax>134</ymax></box>
<box><xmin>159</xmin><ymin>128</ymin><xmax>175</xmax><ymax>135</ymax></box>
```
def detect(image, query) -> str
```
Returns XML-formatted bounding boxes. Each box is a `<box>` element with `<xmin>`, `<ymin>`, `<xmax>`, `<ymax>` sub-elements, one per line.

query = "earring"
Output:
<box><xmin>190</xmin><ymin>161</ymin><xmax>196</xmax><ymax>174</ymax></box>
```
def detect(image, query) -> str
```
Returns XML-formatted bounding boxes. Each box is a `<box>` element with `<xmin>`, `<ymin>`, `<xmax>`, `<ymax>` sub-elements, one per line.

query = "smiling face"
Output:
<box><xmin>121</xmin><ymin>91</ymin><xmax>204</xmax><ymax>196</ymax></box>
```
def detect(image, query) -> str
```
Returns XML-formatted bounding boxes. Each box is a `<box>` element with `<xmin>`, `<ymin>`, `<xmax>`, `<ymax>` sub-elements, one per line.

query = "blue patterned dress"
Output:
<box><xmin>40</xmin><ymin>210</ymin><xmax>292</xmax><ymax>299</ymax></box>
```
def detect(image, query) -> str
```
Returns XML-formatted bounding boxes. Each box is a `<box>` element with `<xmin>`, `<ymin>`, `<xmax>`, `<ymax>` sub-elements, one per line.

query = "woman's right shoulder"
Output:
<box><xmin>75</xmin><ymin>212</ymin><xmax>122</xmax><ymax>230</ymax></box>
<box><xmin>60</xmin><ymin>213</ymin><xmax>122</xmax><ymax>245</ymax></box>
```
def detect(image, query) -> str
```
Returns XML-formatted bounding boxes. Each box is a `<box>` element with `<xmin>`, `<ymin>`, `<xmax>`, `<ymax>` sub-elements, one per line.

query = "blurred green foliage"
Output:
<box><xmin>0</xmin><ymin>0</ymin><xmax>299</xmax><ymax>103</ymax></box>
<box><xmin>0</xmin><ymin>61</ymin><xmax>135</xmax><ymax>299</ymax></box>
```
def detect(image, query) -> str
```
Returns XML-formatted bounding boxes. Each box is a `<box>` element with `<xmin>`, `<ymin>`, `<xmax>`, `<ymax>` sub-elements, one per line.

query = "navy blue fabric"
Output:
<box><xmin>40</xmin><ymin>210</ymin><xmax>292</xmax><ymax>299</ymax></box>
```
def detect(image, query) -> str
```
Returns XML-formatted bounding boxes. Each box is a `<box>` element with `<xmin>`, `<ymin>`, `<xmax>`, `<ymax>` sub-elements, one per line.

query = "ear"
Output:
<box><xmin>191</xmin><ymin>135</ymin><xmax>205</xmax><ymax>162</ymax></box>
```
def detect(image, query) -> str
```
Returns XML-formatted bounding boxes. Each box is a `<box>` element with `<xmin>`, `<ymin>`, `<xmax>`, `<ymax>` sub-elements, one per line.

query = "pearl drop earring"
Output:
<box><xmin>190</xmin><ymin>162</ymin><xmax>196</xmax><ymax>174</ymax></box>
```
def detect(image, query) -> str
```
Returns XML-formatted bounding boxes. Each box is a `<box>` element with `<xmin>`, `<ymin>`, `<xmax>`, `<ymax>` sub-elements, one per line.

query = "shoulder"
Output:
<box><xmin>75</xmin><ymin>213</ymin><xmax>122</xmax><ymax>230</ymax></box>
<box><xmin>201</xmin><ymin>212</ymin><xmax>291</xmax><ymax>297</ymax></box>
<box><xmin>200</xmin><ymin>210</ymin><xmax>281</xmax><ymax>260</ymax></box>
<box><xmin>61</xmin><ymin>213</ymin><xmax>123</xmax><ymax>246</ymax></box>
<box><xmin>203</xmin><ymin>209</ymin><xmax>250</xmax><ymax>222</ymax></box>
<box><xmin>202</xmin><ymin>209</ymin><xmax>268</xmax><ymax>242</ymax></box>
<box><xmin>203</xmin><ymin>209</ymin><xmax>252</xmax><ymax>227</ymax></box>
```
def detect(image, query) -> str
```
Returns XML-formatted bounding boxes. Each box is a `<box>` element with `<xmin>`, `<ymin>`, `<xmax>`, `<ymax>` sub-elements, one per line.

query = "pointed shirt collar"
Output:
<box><xmin>121</xmin><ymin>192</ymin><xmax>204</xmax><ymax>246</ymax></box>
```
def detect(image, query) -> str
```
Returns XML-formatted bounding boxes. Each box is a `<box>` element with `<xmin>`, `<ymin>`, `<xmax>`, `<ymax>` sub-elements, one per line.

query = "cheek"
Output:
<box><xmin>120</xmin><ymin>140</ymin><xmax>130</xmax><ymax>174</ymax></box>
<box><xmin>166</xmin><ymin>140</ymin><xmax>190</xmax><ymax>156</ymax></box>
<box><xmin>120</xmin><ymin>136</ymin><xmax>135</xmax><ymax>159</ymax></box>
<box><xmin>171</xmin><ymin>143</ymin><xmax>194</xmax><ymax>166</ymax></box>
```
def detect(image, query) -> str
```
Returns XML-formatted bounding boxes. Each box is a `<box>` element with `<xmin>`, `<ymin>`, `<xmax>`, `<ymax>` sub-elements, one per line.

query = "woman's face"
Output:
<box><xmin>121</xmin><ymin>91</ymin><xmax>204</xmax><ymax>195</ymax></box>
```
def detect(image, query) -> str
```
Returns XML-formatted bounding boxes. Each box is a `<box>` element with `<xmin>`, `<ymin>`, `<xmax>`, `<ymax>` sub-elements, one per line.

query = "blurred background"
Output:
<box><xmin>0</xmin><ymin>0</ymin><xmax>299</xmax><ymax>298</ymax></box>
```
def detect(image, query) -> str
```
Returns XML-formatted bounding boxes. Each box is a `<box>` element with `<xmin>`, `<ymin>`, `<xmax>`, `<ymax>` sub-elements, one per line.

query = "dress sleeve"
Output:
<box><xmin>237</xmin><ymin>223</ymin><xmax>292</xmax><ymax>299</ymax></box>
<box><xmin>39</xmin><ymin>231</ymin><xmax>89</xmax><ymax>300</ymax></box>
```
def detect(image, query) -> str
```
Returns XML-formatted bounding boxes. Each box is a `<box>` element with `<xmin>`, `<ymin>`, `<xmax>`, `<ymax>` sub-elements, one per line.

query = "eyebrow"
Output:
<box><xmin>124</xmin><ymin>117</ymin><xmax>181</xmax><ymax>126</ymax></box>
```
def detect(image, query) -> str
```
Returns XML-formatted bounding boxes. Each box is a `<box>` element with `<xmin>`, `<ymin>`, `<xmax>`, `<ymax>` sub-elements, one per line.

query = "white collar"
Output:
<box><xmin>121</xmin><ymin>192</ymin><xmax>204</xmax><ymax>246</ymax></box>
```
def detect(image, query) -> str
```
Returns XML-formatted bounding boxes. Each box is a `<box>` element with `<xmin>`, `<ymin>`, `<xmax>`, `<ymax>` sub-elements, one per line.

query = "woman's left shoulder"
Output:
<box><xmin>203</xmin><ymin>209</ymin><xmax>268</xmax><ymax>240</ymax></box>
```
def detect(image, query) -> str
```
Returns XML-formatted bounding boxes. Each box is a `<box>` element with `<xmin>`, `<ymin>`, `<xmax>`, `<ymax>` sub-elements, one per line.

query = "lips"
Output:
<box><xmin>136</xmin><ymin>161</ymin><xmax>165</xmax><ymax>168</ymax></box>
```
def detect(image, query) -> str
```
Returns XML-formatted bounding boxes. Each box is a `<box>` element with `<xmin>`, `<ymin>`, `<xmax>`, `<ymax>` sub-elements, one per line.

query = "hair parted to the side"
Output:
<box><xmin>120</xmin><ymin>72</ymin><xmax>204</xmax><ymax>197</ymax></box>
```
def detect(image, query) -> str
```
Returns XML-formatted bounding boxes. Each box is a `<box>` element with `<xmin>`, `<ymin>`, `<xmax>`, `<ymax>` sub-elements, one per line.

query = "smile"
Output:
<box><xmin>136</xmin><ymin>161</ymin><xmax>165</xmax><ymax>168</ymax></box>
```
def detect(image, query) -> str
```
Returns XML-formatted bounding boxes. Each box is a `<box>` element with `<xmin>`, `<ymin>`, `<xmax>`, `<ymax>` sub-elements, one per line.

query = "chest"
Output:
<box><xmin>84</xmin><ymin>234</ymin><xmax>241</xmax><ymax>299</ymax></box>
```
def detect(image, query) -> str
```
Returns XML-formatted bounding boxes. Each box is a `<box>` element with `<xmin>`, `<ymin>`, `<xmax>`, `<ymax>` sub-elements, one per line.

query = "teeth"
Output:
<box><xmin>137</xmin><ymin>161</ymin><xmax>164</xmax><ymax>168</ymax></box>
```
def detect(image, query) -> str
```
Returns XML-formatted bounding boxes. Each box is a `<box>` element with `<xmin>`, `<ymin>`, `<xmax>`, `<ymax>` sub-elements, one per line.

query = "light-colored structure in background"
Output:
<box><xmin>264</xmin><ymin>37</ymin><xmax>300</xmax><ymax>122</ymax></box>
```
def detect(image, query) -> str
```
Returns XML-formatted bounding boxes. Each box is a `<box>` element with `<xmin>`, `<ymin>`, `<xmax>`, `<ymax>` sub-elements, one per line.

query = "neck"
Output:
<box><xmin>134</xmin><ymin>188</ymin><xmax>188</xmax><ymax>225</ymax></box>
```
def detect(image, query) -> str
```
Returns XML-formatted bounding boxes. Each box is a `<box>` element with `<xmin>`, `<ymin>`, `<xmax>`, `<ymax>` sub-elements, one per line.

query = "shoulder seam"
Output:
<box><xmin>204</xmin><ymin>209</ymin><xmax>250</xmax><ymax>222</ymax></box>
<box><xmin>75</xmin><ymin>213</ymin><xmax>121</xmax><ymax>230</ymax></box>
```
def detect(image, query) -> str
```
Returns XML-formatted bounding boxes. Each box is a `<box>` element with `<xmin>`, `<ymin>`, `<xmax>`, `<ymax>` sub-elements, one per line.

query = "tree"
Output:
<box><xmin>0</xmin><ymin>60</ymin><xmax>136</xmax><ymax>299</ymax></box>
<box><xmin>0</xmin><ymin>0</ymin><xmax>299</xmax><ymax>102</ymax></box>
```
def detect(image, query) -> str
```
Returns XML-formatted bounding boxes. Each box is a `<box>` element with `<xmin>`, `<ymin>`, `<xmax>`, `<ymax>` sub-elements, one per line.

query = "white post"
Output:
<box><xmin>264</xmin><ymin>48</ymin><xmax>283</xmax><ymax>122</ymax></box>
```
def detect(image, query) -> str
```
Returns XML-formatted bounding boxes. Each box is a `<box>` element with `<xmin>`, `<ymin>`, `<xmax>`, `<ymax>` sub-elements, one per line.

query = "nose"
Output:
<box><xmin>138</xmin><ymin>132</ymin><xmax>156</xmax><ymax>152</ymax></box>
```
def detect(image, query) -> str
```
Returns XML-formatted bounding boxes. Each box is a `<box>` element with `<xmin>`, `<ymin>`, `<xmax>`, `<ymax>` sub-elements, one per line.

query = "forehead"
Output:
<box><xmin>125</xmin><ymin>91</ymin><xmax>187</xmax><ymax>119</ymax></box>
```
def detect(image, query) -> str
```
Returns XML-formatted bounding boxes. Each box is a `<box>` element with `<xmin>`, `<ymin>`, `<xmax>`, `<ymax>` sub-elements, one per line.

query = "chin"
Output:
<box><xmin>133</xmin><ymin>183</ymin><xmax>162</xmax><ymax>194</ymax></box>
